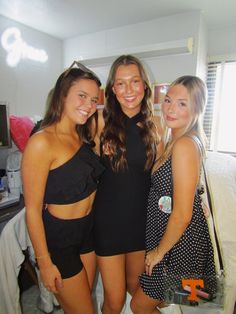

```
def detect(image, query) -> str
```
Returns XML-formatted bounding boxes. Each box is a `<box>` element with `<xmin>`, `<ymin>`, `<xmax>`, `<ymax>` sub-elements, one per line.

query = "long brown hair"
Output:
<box><xmin>101</xmin><ymin>55</ymin><xmax>158</xmax><ymax>171</ymax></box>
<box><xmin>41</xmin><ymin>64</ymin><xmax>101</xmax><ymax>145</ymax></box>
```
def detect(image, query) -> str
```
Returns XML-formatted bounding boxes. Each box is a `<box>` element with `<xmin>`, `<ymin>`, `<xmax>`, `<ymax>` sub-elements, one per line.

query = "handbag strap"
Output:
<box><xmin>188</xmin><ymin>135</ymin><xmax>224</xmax><ymax>273</ymax></box>
<box><xmin>203</xmin><ymin>164</ymin><xmax>224</xmax><ymax>273</ymax></box>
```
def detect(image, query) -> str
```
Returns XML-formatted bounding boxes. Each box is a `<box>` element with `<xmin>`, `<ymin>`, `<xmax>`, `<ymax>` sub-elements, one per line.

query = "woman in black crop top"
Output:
<box><xmin>93</xmin><ymin>55</ymin><xmax>160</xmax><ymax>313</ymax></box>
<box><xmin>22</xmin><ymin>62</ymin><xmax>104</xmax><ymax>314</ymax></box>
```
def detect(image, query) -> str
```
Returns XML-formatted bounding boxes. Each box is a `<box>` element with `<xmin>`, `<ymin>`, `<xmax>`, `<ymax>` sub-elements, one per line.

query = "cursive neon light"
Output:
<box><xmin>1</xmin><ymin>27</ymin><xmax>48</xmax><ymax>67</ymax></box>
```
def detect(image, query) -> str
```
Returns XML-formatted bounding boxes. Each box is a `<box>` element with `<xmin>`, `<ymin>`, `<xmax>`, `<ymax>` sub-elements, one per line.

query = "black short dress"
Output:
<box><xmin>139</xmin><ymin>156</ymin><xmax>217</xmax><ymax>301</ymax></box>
<box><xmin>93</xmin><ymin>112</ymin><xmax>151</xmax><ymax>256</ymax></box>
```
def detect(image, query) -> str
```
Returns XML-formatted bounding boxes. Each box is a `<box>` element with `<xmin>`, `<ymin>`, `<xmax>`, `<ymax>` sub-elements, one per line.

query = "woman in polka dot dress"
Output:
<box><xmin>131</xmin><ymin>76</ymin><xmax>217</xmax><ymax>313</ymax></box>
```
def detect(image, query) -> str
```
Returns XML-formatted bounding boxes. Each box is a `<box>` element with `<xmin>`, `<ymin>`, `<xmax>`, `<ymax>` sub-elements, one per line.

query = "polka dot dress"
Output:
<box><xmin>139</xmin><ymin>156</ymin><xmax>217</xmax><ymax>301</ymax></box>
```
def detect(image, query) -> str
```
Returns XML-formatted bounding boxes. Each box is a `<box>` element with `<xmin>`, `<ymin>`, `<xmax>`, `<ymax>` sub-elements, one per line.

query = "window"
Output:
<box><xmin>204</xmin><ymin>60</ymin><xmax>236</xmax><ymax>155</ymax></box>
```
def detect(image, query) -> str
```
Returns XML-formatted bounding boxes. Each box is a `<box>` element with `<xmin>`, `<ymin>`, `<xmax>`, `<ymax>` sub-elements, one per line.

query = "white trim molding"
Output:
<box><xmin>78</xmin><ymin>37</ymin><xmax>193</xmax><ymax>66</ymax></box>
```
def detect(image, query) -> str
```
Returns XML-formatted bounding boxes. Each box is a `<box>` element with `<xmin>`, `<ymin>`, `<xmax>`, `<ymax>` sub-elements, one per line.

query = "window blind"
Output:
<box><xmin>204</xmin><ymin>61</ymin><xmax>221</xmax><ymax>150</ymax></box>
<box><xmin>204</xmin><ymin>60</ymin><xmax>236</xmax><ymax>156</ymax></box>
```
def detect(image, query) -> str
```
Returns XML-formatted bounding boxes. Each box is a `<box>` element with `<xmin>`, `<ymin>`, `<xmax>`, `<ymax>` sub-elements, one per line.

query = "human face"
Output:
<box><xmin>63</xmin><ymin>79</ymin><xmax>99</xmax><ymax>125</ymax></box>
<box><xmin>162</xmin><ymin>84</ymin><xmax>192</xmax><ymax>137</ymax></box>
<box><xmin>112</xmin><ymin>64</ymin><xmax>145</xmax><ymax>117</ymax></box>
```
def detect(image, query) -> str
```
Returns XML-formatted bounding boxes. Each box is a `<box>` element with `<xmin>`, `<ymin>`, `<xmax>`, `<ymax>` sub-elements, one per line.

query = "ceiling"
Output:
<box><xmin>0</xmin><ymin>0</ymin><xmax>236</xmax><ymax>40</ymax></box>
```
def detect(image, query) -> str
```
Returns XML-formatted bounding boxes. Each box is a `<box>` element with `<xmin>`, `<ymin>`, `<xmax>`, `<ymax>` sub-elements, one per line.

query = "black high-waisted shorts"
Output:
<box><xmin>42</xmin><ymin>208</ymin><xmax>94</xmax><ymax>279</ymax></box>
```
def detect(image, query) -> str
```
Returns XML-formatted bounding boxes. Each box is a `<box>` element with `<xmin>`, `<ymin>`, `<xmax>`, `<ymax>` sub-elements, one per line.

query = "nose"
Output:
<box><xmin>125</xmin><ymin>82</ymin><xmax>133</xmax><ymax>94</ymax></box>
<box><xmin>83</xmin><ymin>98</ymin><xmax>93</xmax><ymax>111</ymax></box>
<box><xmin>167</xmin><ymin>101</ymin><xmax>176</xmax><ymax>113</ymax></box>
<box><xmin>88</xmin><ymin>95</ymin><xmax>96</xmax><ymax>106</ymax></box>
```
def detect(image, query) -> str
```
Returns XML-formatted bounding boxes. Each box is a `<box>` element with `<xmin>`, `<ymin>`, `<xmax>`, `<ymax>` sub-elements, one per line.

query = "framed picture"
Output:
<box><xmin>97</xmin><ymin>87</ymin><xmax>105</xmax><ymax>109</ymax></box>
<box><xmin>152</xmin><ymin>83</ymin><xmax>170</xmax><ymax>116</ymax></box>
<box><xmin>153</xmin><ymin>83</ymin><xmax>170</xmax><ymax>105</ymax></box>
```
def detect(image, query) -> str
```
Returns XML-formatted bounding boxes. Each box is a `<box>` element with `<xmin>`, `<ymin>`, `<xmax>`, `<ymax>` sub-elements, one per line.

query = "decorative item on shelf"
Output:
<box><xmin>0</xmin><ymin>175</ymin><xmax>8</xmax><ymax>199</ymax></box>
<box><xmin>152</xmin><ymin>83</ymin><xmax>170</xmax><ymax>116</ymax></box>
<box><xmin>6</xmin><ymin>150</ymin><xmax>22</xmax><ymax>197</ymax></box>
<box><xmin>9</xmin><ymin>115</ymin><xmax>34</xmax><ymax>152</ymax></box>
<box><xmin>97</xmin><ymin>87</ymin><xmax>105</xmax><ymax>109</ymax></box>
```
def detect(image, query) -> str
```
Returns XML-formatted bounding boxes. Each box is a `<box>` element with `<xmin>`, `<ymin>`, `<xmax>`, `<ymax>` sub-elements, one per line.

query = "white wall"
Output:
<box><xmin>208</xmin><ymin>23</ymin><xmax>236</xmax><ymax>57</ymax></box>
<box><xmin>64</xmin><ymin>11</ymin><xmax>206</xmax><ymax>85</ymax></box>
<box><xmin>0</xmin><ymin>15</ymin><xmax>63</xmax><ymax>169</ymax></box>
<box><xmin>195</xmin><ymin>15</ymin><xmax>208</xmax><ymax>80</ymax></box>
<box><xmin>1</xmin><ymin>11</ymin><xmax>235</xmax><ymax>169</ymax></box>
<box><xmin>0</xmin><ymin>15</ymin><xmax>63</xmax><ymax>117</ymax></box>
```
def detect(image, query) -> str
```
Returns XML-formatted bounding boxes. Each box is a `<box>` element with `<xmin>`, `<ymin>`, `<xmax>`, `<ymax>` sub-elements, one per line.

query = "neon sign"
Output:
<box><xmin>1</xmin><ymin>27</ymin><xmax>48</xmax><ymax>67</ymax></box>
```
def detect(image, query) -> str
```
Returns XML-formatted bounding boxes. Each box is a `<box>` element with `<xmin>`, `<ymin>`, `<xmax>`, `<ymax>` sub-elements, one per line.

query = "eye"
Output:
<box><xmin>164</xmin><ymin>97</ymin><xmax>170</xmax><ymax>103</ymax></box>
<box><xmin>115</xmin><ymin>81</ymin><xmax>124</xmax><ymax>87</ymax></box>
<box><xmin>179</xmin><ymin>102</ymin><xmax>187</xmax><ymax>107</ymax></box>
<box><xmin>78</xmin><ymin>93</ymin><xmax>86</xmax><ymax>99</ymax></box>
<box><xmin>91</xmin><ymin>98</ymin><xmax>98</xmax><ymax>105</ymax></box>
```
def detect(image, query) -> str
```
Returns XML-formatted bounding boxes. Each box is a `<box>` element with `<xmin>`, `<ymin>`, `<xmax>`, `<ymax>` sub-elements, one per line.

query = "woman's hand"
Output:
<box><xmin>145</xmin><ymin>248</ymin><xmax>165</xmax><ymax>276</ymax></box>
<box><xmin>40</xmin><ymin>264</ymin><xmax>63</xmax><ymax>294</ymax></box>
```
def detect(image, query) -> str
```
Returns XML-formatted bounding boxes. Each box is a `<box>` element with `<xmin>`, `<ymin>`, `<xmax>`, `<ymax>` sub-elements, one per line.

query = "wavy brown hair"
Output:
<box><xmin>41</xmin><ymin>64</ymin><xmax>101</xmax><ymax>145</ymax></box>
<box><xmin>101</xmin><ymin>55</ymin><xmax>158</xmax><ymax>171</ymax></box>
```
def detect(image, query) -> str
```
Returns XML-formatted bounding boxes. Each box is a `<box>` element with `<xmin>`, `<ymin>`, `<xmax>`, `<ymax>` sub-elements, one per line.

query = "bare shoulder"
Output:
<box><xmin>173</xmin><ymin>136</ymin><xmax>199</xmax><ymax>154</ymax></box>
<box><xmin>24</xmin><ymin>129</ymin><xmax>52</xmax><ymax>155</ymax></box>
<box><xmin>172</xmin><ymin>136</ymin><xmax>200</xmax><ymax>165</ymax></box>
<box><xmin>22</xmin><ymin>128</ymin><xmax>56</xmax><ymax>169</ymax></box>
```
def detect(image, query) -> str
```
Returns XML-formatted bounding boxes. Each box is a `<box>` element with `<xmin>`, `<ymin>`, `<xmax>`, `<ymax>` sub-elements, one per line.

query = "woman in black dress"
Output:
<box><xmin>22</xmin><ymin>63</ymin><xmax>104</xmax><ymax>313</ymax></box>
<box><xmin>93</xmin><ymin>55</ymin><xmax>159</xmax><ymax>313</ymax></box>
<box><xmin>131</xmin><ymin>76</ymin><xmax>217</xmax><ymax>314</ymax></box>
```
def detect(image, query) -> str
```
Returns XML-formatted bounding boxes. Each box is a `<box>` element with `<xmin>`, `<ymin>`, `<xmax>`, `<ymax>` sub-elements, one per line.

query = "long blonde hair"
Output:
<box><xmin>158</xmin><ymin>75</ymin><xmax>207</xmax><ymax>163</ymax></box>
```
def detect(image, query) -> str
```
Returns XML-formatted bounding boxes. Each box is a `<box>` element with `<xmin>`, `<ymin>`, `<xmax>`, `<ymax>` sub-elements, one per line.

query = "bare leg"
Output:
<box><xmin>97</xmin><ymin>254</ymin><xmax>126</xmax><ymax>314</ymax></box>
<box><xmin>126</xmin><ymin>250</ymin><xmax>145</xmax><ymax>296</ymax></box>
<box><xmin>131</xmin><ymin>286</ymin><xmax>162</xmax><ymax>314</ymax></box>
<box><xmin>80</xmin><ymin>251</ymin><xmax>97</xmax><ymax>291</ymax></box>
<box><xmin>55</xmin><ymin>268</ymin><xmax>94</xmax><ymax>314</ymax></box>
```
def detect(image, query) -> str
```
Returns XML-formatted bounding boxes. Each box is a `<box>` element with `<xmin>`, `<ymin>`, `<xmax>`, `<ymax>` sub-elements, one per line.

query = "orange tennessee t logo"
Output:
<box><xmin>182</xmin><ymin>279</ymin><xmax>204</xmax><ymax>301</ymax></box>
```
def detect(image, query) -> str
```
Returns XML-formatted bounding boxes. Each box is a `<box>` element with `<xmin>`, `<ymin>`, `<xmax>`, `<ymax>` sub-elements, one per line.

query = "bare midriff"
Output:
<box><xmin>47</xmin><ymin>190</ymin><xmax>96</xmax><ymax>219</ymax></box>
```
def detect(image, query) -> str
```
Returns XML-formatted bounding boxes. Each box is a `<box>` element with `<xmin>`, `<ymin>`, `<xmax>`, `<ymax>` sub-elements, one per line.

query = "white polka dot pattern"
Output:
<box><xmin>139</xmin><ymin>157</ymin><xmax>217</xmax><ymax>301</ymax></box>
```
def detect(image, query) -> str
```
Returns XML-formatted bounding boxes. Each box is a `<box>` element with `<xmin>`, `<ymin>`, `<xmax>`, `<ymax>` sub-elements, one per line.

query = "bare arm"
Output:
<box><xmin>21</xmin><ymin>132</ymin><xmax>62</xmax><ymax>292</ymax></box>
<box><xmin>146</xmin><ymin>137</ymin><xmax>201</xmax><ymax>275</ymax></box>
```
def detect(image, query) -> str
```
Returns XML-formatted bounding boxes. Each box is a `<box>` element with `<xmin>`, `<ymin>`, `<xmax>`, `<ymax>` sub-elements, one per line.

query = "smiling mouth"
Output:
<box><xmin>124</xmin><ymin>96</ymin><xmax>136</xmax><ymax>102</ymax></box>
<box><xmin>78</xmin><ymin>109</ymin><xmax>89</xmax><ymax>117</ymax></box>
<box><xmin>166</xmin><ymin>115</ymin><xmax>177</xmax><ymax>121</ymax></box>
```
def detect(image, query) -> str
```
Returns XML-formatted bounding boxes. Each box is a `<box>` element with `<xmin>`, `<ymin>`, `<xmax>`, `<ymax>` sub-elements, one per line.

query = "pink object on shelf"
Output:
<box><xmin>9</xmin><ymin>115</ymin><xmax>34</xmax><ymax>151</ymax></box>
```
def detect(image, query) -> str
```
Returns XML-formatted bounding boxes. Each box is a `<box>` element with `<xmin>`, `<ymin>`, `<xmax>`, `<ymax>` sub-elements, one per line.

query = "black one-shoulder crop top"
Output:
<box><xmin>44</xmin><ymin>143</ymin><xmax>104</xmax><ymax>205</ymax></box>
